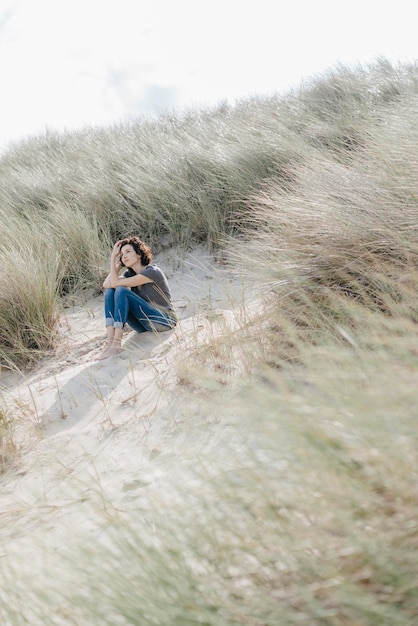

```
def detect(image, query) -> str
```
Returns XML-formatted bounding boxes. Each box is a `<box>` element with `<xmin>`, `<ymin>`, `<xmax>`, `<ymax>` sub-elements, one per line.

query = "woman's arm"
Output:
<box><xmin>109</xmin><ymin>272</ymin><xmax>153</xmax><ymax>288</ymax></box>
<box><xmin>103</xmin><ymin>271</ymin><xmax>118</xmax><ymax>288</ymax></box>
<box><xmin>102</xmin><ymin>241</ymin><xmax>123</xmax><ymax>288</ymax></box>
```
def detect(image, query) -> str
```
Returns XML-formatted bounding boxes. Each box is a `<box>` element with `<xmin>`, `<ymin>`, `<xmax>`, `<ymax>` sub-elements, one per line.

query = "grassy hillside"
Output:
<box><xmin>0</xmin><ymin>59</ymin><xmax>416</xmax><ymax>367</ymax></box>
<box><xmin>0</xmin><ymin>59</ymin><xmax>418</xmax><ymax>625</ymax></box>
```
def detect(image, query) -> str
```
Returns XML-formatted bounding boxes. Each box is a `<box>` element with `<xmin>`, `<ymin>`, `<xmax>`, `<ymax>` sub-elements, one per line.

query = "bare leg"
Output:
<box><xmin>97</xmin><ymin>326</ymin><xmax>115</xmax><ymax>360</ymax></box>
<box><xmin>97</xmin><ymin>327</ymin><xmax>124</xmax><ymax>360</ymax></box>
<box><xmin>106</xmin><ymin>325</ymin><xmax>115</xmax><ymax>344</ymax></box>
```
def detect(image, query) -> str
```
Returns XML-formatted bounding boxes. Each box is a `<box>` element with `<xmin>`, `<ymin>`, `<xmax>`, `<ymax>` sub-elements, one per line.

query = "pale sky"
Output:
<box><xmin>0</xmin><ymin>0</ymin><xmax>416</xmax><ymax>152</ymax></box>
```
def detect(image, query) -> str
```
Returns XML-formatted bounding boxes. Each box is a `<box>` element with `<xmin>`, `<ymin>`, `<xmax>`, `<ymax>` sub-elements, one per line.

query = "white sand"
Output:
<box><xmin>0</xmin><ymin>245</ymin><xmax>250</xmax><ymax>557</ymax></box>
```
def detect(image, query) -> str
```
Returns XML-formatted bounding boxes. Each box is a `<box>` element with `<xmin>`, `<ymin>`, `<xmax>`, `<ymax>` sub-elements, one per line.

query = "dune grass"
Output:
<box><xmin>0</xmin><ymin>59</ymin><xmax>418</xmax><ymax>624</ymax></box>
<box><xmin>1</xmin><ymin>310</ymin><xmax>417</xmax><ymax>625</ymax></box>
<box><xmin>0</xmin><ymin>59</ymin><xmax>417</xmax><ymax>368</ymax></box>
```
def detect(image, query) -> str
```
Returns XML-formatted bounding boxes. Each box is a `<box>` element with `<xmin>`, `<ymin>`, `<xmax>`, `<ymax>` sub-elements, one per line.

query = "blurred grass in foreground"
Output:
<box><xmin>1</xmin><ymin>314</ymin><xmax>417</xmax><ymax>625</ymax></box>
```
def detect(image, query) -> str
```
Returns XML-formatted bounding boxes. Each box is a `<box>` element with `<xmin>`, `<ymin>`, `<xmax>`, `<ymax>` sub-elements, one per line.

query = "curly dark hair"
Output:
<box><xmin>119</xmin><ymin>236</ymin><xmax>153</xmax><ymax>266</ymax></box>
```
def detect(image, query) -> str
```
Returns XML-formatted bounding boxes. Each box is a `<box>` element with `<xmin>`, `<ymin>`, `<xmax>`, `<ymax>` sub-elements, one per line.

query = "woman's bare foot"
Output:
<box><xmin>102</xmin><ymin>344</ymin><xmax>123</xmax><ymax>359</ymax></box>
<box><xmin>97</xmin><ymin>342</ymin><xmax>122</xmax><ymax>360</ymax></box>
<box><xmin>96</xmin><ymin>342</ymin><xmax>111</xmax><ymax>361</ymax></box>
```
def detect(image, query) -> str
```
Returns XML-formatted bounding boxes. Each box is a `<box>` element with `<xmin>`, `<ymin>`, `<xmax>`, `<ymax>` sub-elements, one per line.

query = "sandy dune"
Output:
<box><xmin>0</xmin><ymin>245</ymin><xmax>248</xmax><ymax>556</ymax></box>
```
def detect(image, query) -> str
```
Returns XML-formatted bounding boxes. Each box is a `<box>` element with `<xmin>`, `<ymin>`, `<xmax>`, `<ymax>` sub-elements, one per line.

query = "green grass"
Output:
<box><xmin>0</xmin><ymin>59</ymin><xmax>417</xmax><ymax>625</ymax></box>
<box><xmin>1</xmin><ymin>322</ymin><xmax>417</xmax><ymax>625</ymax></box>
<box><xmin>0</xmin><ymin>59</ymin><xmax>417</xmax><ymax>368</ymax></box>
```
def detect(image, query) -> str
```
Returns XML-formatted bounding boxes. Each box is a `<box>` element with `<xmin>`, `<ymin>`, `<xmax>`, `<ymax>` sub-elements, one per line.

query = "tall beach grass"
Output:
<box><xmin>0</xmin><ymin>59</ymin><xmax>416</xmax><ymax>369</ymax></box>
<box><xmin>0</xmin><ymin>59</ymin><xmax>417</xmax><ymax>624</ymax></box>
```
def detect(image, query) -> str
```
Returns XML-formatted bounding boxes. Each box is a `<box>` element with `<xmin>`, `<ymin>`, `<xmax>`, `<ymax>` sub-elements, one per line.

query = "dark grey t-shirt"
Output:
<box><xmin>123</xmin><ymin>264</ymin><xmax>174</xmax><ymax>312</ymax></box>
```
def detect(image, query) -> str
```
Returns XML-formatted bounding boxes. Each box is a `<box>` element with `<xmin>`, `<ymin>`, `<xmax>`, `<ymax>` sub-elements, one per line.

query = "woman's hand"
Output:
<box><xmin>109</xmin><ymin>240</ymin><xmax>123</xmax><ymax>273</ymax></box>
<box><xmin>103</xmin><ymin>241</ymin><xmax>123</xmax><ymax>288</ymax></box>
<box><xmin>111</xmin><ymin>240</ymin><xmax>123</xmax><ymax>259</ymax></box>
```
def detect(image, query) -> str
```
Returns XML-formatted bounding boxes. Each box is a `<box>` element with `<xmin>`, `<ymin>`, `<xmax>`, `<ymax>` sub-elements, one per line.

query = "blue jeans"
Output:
<box><xmin>104</xmin><ymin>287</ymin><xmax>176</xmax><ymax>333</ymax></box>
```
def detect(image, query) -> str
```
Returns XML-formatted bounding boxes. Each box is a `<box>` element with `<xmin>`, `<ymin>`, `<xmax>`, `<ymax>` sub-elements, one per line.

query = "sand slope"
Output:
<box><xmin>0</xmin><ymin>245</ymin><xmax>247</xmax><ymax>557</ymax></box>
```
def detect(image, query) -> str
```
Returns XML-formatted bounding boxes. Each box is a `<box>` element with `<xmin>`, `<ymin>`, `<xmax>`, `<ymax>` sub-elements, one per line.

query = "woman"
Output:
<box><xmin>98</xmin><ymin>236</ymin><xmax>176</xmax><ymax>360</ymax></box>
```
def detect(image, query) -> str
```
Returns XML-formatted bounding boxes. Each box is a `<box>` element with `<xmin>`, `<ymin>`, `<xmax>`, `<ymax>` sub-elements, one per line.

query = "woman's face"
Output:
<box><xmin>120</xmin><ymin>244</ymin><xmax>140</xmax><ymax>268</ymax></box>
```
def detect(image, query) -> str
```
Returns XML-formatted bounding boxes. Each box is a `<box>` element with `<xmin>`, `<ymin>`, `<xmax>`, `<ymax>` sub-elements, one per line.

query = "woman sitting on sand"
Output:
<box><xmin>98</xmin><ymin>236</ymin><xmax>176</xmax><ymax>360</ymax></box>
